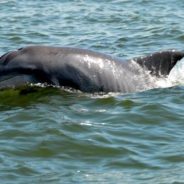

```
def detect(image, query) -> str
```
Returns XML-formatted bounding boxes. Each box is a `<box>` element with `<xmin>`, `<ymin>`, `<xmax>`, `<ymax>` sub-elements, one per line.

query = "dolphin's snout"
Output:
<box><xmin>0</xmin><ymin>51</ymin><xmax>19</xmax><ymax>65</ymax></box>
<box><xmin>0</xmin><ymin>52</ymin><xmax>10</xmax><ymax>63</ymax></box>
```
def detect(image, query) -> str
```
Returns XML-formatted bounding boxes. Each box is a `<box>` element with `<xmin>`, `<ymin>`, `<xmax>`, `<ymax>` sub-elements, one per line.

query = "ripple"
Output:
<box><xmin>1</xmin><ymin>0</ymin><xmax>184</xmax><ymax>183</ymax></box>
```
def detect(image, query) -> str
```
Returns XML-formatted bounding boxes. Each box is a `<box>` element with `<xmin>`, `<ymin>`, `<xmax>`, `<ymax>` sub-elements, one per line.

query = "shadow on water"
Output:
<box><xmin>1</xmin><ymin>84</ymin><xmax>184</xmax><ymax>109</ymax></box>
<box><xmin>0</xmin><ymin>85</ymin><xmax>75</xmax><ymax>110</ymax></box>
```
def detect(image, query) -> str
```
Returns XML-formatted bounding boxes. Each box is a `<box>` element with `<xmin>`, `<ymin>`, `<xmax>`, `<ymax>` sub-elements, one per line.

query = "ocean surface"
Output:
<box><xmin>1</xmin><ymin>0</ymin><xmax>184</xmax><ymax>183</ymax></box>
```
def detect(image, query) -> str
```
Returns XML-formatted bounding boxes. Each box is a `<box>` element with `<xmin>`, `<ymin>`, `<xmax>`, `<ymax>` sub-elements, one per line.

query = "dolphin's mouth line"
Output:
<box><xmin>0</xmin><ymin>74</ymin><xmax>36</xmax><ymax>88</ymax></box>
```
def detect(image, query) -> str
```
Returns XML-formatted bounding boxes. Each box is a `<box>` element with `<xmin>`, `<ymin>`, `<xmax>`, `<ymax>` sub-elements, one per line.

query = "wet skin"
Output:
<box><xmin>0</xmin><ymin>46</ymin><xmax>184</xmax><ymax>92</ymax></box>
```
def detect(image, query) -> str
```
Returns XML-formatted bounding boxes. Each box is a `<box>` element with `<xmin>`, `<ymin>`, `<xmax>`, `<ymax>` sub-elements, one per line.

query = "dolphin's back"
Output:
<box><xmin>0</xmin><ymin>46</ymin><xmax>184</xmax><ymax>92</ymax></box>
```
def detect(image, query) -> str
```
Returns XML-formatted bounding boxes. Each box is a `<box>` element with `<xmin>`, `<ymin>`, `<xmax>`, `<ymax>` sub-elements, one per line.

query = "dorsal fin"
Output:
<box><xmin>134</xmin><ymin>50</ymin><xmax>184</xmax><ymax>76</ymax></box>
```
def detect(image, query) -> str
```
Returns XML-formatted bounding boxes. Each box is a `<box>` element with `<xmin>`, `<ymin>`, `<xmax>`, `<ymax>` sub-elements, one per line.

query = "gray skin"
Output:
<box><xmin>0</xmin><ymin>46</ymin><xmax>184</xmax><ymax>93</ymax></box>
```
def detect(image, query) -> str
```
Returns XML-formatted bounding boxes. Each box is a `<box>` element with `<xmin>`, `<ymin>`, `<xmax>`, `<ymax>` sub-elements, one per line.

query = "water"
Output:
<box><xmin>1</xmin><ymin>0</ymin><xmax>184</xmax><ymax>183</ymax></box>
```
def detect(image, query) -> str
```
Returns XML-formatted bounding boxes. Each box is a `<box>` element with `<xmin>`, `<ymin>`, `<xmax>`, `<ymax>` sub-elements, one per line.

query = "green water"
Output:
<box><xmin>1</xmin><ymin>0</ymin><xmax>184</xmax><ymax>183</ymax></box>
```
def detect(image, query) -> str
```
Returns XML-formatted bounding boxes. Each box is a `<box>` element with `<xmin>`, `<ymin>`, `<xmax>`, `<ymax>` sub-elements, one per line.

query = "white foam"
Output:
<box><xmin>168</xmin><ymin>57</ymin><xmax>184</xmax><ymax>85</ymax></box>
<box><xmin>151</xmin><ymin>57</ymin><xmax>184</xmax><ymax>90</ymax></box>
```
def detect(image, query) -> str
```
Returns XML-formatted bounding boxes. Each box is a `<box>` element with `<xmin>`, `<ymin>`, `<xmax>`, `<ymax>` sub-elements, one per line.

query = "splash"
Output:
<box><xmin>168</xmin><ymin>57</ymin><xmax>184</xmax><ymax>85</ymax></box>
<box><xmin>130</xmin><ymin>58</ymin><xmax>184</xmax><ymax>93</ymax></box>
<box><xmin>148</xmin><ymin>57</ymin><xmax>184</xmax><ymax>89</ymax></box>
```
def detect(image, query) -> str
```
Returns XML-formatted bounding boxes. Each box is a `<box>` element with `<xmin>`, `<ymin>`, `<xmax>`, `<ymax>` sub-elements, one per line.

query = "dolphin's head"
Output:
<box><xmin>0</xmin><ymin>49</ymin><xmax>44</xmax><ymax>89</ymax></box>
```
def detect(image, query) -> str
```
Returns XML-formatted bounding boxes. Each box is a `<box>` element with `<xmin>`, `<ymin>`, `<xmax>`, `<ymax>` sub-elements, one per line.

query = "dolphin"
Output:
<box><xmin>0</xmin><ymin>46</ymin><xmax>183</xmax><ymax>93</ymax></box>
